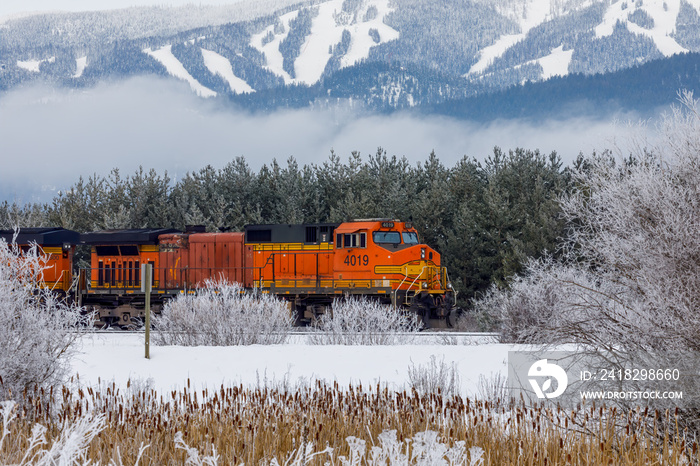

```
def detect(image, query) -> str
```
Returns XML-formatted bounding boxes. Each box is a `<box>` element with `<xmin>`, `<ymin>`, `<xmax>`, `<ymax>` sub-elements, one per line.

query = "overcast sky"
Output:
<box><xmin>0</xmin><ymin>0</ymin><xmax>239</xmax><ymax>19</ymax></box>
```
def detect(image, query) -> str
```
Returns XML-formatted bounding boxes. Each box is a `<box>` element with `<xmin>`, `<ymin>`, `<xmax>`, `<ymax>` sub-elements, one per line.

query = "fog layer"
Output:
<box><xmin>0</xmin><ymin>77</ymin><xmax>644</xmax><ymax>202</ymax></box>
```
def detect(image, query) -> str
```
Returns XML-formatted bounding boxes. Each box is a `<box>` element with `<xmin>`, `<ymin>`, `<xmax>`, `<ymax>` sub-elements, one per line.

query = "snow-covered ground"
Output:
<box><xmin>70</xmin><ymin>332</ymin><xmax>509</xmax><ymax>397</ymax></box>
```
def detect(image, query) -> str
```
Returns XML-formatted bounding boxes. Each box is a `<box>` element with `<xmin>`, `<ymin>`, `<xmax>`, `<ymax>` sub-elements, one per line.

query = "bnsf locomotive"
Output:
<box><xmin>1</xmin><ymin>219</ymin><xmax>456</xmax><ymax>327</ymax></box>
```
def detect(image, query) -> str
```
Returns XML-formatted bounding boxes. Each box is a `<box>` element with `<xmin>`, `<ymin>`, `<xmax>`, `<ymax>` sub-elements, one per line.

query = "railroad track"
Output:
<box><xmin>85</xmin><ymin>329</ymin><xmax>499</xmax><ymax>339</ymax></box>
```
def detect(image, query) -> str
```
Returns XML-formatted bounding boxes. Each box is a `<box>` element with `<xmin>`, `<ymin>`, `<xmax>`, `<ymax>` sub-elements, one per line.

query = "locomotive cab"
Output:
<box><xmin>334</xmin><ymin>219</ymin><xmax>455</xmax><ymax>326</ymax></box>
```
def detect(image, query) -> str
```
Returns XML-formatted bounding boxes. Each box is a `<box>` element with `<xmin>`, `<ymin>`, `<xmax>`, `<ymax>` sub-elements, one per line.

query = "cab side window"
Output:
<box><xmin>337</xmin><ymin>232</ymin><xmax>367</xmax><ymax>248</ymax></box>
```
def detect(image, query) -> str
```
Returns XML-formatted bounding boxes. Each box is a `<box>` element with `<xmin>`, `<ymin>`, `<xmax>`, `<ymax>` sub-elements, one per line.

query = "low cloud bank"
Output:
<box><xmin>0</xmin><ymin>76</ymin><xmax>647</xmax><ymax>202</ymax></box>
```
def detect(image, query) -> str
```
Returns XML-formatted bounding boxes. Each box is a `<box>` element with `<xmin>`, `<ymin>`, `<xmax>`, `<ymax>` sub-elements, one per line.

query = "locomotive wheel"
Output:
<box><xmin>447</xmin><ymin>308</ymin><xmax>457</xmax><ymax>328</ymax></box>
<box><xmin>410</xmin><ymin>292</ymin><xmax>435</xmax><ymax>329</ymax></box>
<box><xmin>293</xmin><ymin>305</ymin><xmax>308</xmax><ymax>326</ymax></box>
<box><xmin>100</xmin><ymin>316</ymin><xmax>118</xmax><ymax>329</ymax></box>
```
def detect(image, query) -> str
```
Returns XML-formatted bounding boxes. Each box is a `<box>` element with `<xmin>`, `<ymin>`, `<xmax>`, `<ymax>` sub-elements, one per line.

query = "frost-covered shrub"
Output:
<box><xmin>339</xmin><ymin>430</ymin><xmax>484</xmax><ymax>466</ymax></box>
<box><xmin>475</xmin><ymin>372</ymin><xmax>509</xmax><ymax>407</ymax></box>
<box><xmin>175</xmin><ymin>431</ymin><xmax>220</xmax><ymax>466</ymax></box>
<box><xmin>407</xmin><ymin>355</ymin><xmax>462</xmax><ymax>398</ymax></box>
<box><xmin>308</xmin><ymin>297</ymin><xmax>420</xmax><ymax>345</ymax></box>
<box><xmin>473</xmin><ymin>92</ymin><xmax>700</xmax><ymax>431</ymax></box>
<box><xmin>175</xmin><ymin>428</ymin><xmax>483</xmax><ymax>466</ymax></box>
<box><xmin>478</xmin><ymin>92</ymin><xmax>700</xmax><ymax>349</ymax></box>
<box><xmin>152</xmin><ymin>280</ymin><xmax>294</xmax><ymax>346</ymax></box>
<box><xmin>0</xmin><ymin>235</ymin><xmax>89</xmax><ymax>402</ymax></box>
<box><xmin>474</xmin><ymin>256</ymin><xmax>624</xmax><ymax>344</ymax></box>
<box><xmin>0</xmin><ymin>400</ymin><xmax>148</xmax><ymax>466</ymax></box>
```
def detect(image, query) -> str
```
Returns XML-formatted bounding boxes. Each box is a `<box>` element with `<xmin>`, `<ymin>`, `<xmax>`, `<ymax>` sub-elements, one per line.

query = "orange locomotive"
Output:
<box><xmin>0</xmin><ymin>228</ymin><xmax>79</xmax><ymax>296</ymax></box>
<box><xmin>244</xmin><ymin>219</ymin><xmax>455</xmax><ymax>325</ymax></box>
<box><xmin>78</xmin><ymin>220</ymin><xmax>456</xmax><ymax>327</ymax></box>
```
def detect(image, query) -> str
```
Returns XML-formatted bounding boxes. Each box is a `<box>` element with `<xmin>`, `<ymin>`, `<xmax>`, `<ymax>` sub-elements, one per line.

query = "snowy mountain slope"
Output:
<box><xmin>595</xmin><ymin>0</ymin><xmax>686</xmax><ymax>55</ymax></box>
<box><xmin>468</xmin><ymin>0</ymin><xmax>700</xmax><ymax>81</ymax></box>
<box><xmin>144</xmin><ymin>45</ymin><xmax>217</xmax><ymax>97</ymax></box>
<box><xmin>468</xmin><ymin>0</ymin><xmax>594</xmax><ymax>75</ymax></box>
<box><xmin>250</xmin><ymin>0</ymin><xmax>398</xmax><ymax>85</ymax></box>
<box><xmin>250</xmin><ymin>9</ymin><xmax>301</xmax><ymax>84</ymax></box>
<box><xmin>16</xmin><ymin>56</ymin><xmax>54</xmax><ymax>73</ymax></box>
<box><xmin>0</xmin><ymin>0</ymin><xmax>306</xmax><ymax>46</ymax></box>
<box><xmin>201</xmin><ymin>48</ymin><xmax>254</xmax><ymax>94</ymax></box>
<box><xmin>2</xmin><ymin>0</ymin><xmax>700</xmax><ymax>113</ymax></box>
<box><xmin>73</xmin><ymin>56</ymin><xmax>87</xmax><ymax>78</ymax></box>
<box><xmin>517</xmin><ymin>45</ymin><xmax>574</xmax><ymax>80</ymax></box>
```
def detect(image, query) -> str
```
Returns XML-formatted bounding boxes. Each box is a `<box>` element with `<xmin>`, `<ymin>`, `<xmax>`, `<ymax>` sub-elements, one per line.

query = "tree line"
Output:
<box><xmin>0</xmin><ymin>147</ymin><xmax>570</xmax><ymax>307</ymax></box>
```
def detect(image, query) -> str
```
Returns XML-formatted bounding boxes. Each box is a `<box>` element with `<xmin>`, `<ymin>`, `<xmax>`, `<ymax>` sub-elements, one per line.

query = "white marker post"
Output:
<box><xmin>141</xmin><ymin>263</ymin><xmax>152</xmax><ymax>359</ymax></box>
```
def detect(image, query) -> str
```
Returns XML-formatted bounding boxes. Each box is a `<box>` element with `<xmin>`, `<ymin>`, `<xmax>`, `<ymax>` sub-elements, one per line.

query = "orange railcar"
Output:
<box><xmin>160</xmin><ymin>230</ymin><xmax>245</xmax><ymax>289</ymax></box>
<box><xmin>79</xmin><ymin>228</ymin><xmax>179</xmax><ymax>326</ymax></box>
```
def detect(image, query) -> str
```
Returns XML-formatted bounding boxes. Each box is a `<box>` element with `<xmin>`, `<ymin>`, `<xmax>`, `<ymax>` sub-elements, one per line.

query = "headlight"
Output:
<box><xmin>422</xmin><ymin>282</ymin><xmax>428</xmax><ymax>289</ymax></box>
<box><xmin>421</xmin><ymin>248</ymin><xmax>426</xmax><ymax>259</ymax></box>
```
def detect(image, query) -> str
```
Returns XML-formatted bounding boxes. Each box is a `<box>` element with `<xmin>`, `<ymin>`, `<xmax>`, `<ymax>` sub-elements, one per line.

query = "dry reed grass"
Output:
<box><xmin>1</xmin><ymin>381</ymin><xmax>697</xmax><ymax>465</ymax></box>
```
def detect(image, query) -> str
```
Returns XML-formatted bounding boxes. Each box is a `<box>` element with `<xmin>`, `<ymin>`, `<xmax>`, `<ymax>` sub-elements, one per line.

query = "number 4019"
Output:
<box><xmin>344</xmin><ymin>254</ymin><xmax>369</xmax><ymax>267</ymax></box>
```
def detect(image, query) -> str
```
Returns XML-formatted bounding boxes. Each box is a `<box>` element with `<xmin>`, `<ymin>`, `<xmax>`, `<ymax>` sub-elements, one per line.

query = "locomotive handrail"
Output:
<box><xmin>393</xmin><ymin>264</ymin><xmax>447</xmax><ymax>307</ymax></box>
<box><xmin>79</xmin><ymin>264</ymin><xmax>270</xmax><ymax>295</ymax></box>
<box><xmin>394</xmin><ymin>266</ymin><xmax>426</xmax><ymax>307</ymax></box>
<box><xmin>442</xmin><ymin>266</ymin><xmax>457</xmax><ymax>303</ymax></box>
<box><xmin>253</xmin><ymin>250</ymin><xmax>330</xmax><ymax>291</ymax></box>
<box><xmin>407</xmin><ymin>266</ymin><xmax>429</xmax><ymax>292</ymax></box>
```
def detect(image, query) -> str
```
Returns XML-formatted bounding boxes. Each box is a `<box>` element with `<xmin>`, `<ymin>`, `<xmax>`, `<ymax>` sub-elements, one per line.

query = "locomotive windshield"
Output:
<box><xmin>373</xmin><ymin>231</ymin><xmax>401</xmax><ymax>244</ymax></box>
<box><xmin>402</xmin><ymin>232</ymin><xmax>419</xmax><ymax>244</ymax></box>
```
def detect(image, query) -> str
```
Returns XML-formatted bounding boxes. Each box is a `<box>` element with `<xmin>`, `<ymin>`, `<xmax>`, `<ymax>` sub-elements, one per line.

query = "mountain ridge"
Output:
<box><xmin>2</xmin><ymin>0</ymin><xmax>700</xmax><ymax>117</ymax></box>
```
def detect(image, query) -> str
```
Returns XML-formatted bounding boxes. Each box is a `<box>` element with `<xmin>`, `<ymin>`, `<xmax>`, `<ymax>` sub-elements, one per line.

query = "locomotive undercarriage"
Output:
<box><xmin>286</xmin><ymin>288</ymin><xmax>457</xmax><ymax>328</ymax></box>
<box><xmin>408</xmin><ymin>290</ymin><xmax>457</xmax><ymax>329</ymax></box>
<box><xmin>81</xmin><ymin>293</ymin><xmax>167</xmax><ymax>329</ymax></box>
<box><xmin>80</xmin><ymin>288</ymin><xmax>456</xmax><ymax>329</ymax></box>
<box><xmin>286</xmin><ymin>292</ymin><xmax>395</xmax><ymax>326</ymax></box>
